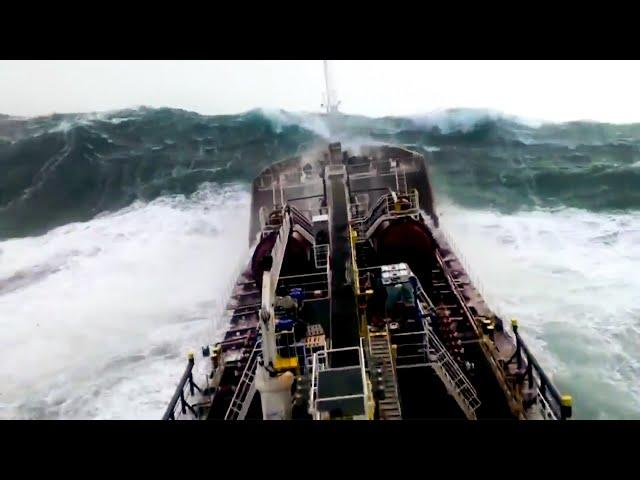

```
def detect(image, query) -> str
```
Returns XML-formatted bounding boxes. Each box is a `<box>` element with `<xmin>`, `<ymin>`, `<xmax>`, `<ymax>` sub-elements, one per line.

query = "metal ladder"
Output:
<box><xmin>426</xmin><ymin>330</ymin><xmax>481</xmax><ymax>420</ymax></box>
<box><xmin>369</xmin><ymin>332</ymin><xmax>402</xmax><ymax>420</ymax></box>
<box><xmin>413</xmin><ymin>283</ymin><xmax>481</xmax><ymax>419</ymax></box>
<box><xmin>355</xmin><ymin>241</ymin><xmax>376</xmax><ymax>269</ymax></box>
<box><xmin>224</xmin><ymin>339</ymin><xmax>262</xmax><ymax>420</ymax></box>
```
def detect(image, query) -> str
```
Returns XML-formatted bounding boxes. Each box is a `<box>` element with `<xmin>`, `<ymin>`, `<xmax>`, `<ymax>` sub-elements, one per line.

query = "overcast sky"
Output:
<box><xmin>2</xmin><ymin>60</ymin><xmax>640</xmax><ymax>123</ymax></box>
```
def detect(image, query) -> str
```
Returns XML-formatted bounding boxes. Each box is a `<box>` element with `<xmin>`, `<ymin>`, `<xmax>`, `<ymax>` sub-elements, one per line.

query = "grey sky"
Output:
<box><xmin>2</xmin><ymin>60</ymin><xmax>640</xmax><ymax>123</ymax></box>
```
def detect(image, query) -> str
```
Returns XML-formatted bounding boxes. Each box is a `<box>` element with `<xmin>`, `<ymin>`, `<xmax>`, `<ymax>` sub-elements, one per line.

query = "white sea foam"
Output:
<box><xmin>258</xmin><ymin>108</ymin><xmax>331</xmax><ymax>139</ymax></box>
<box><xmin>409</xmin><ymin>108</ymin><xmax>545</xmax><ymax>132</ymax></box>
<box><xmin>0</xmin><ymin>183</ymin><xmax>250</xmax><ymax>419</ymax></box>
<box><xmin>436</xmin><ymin>202</ymin><xmax>640</xmax><ymax>419</ymax></box>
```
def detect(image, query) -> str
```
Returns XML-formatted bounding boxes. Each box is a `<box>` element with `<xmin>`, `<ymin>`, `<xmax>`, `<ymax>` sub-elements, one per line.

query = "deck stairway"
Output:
<box><xmin>423</xmin><ymin>249</ymin><xmax>517</xmax><ymax>419</ymax></box>
<box><xmin>350</xmin><ymin>191</ymin><xmax>418</xmax><ymax>241</ymax></box>
<box><xmin>424</xmin><ymin>326</ymin><xmax>481</xmax><ymax>420</ymax></box>
<box><xmin>369</xmin><ymin>332</ymin><xmax>402</xmax><ymax>420</ymax></box>
<box><xmin>224</xmin><ymin>339</ymin><xmax>262</xmax><ymax>420</ymax></box>
<box><xmin>355</xmin><ymin>240</ymin><xmax>377</xmax><ymax>272</ymax></box>
<box><xmin>400</xmin><ymin>276</ymin><xmax>482</xmax><ymax>420</ymax></box>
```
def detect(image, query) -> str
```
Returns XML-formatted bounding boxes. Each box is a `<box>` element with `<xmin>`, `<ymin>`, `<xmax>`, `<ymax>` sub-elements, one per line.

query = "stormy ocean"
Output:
<box><xmin>1</xmin><ymin>107</ymin><xmax>638</xmax><ymax>419</ymax></box>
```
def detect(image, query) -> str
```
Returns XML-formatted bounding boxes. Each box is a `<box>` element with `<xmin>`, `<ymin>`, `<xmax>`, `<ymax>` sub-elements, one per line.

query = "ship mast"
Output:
<box><xmin>322</xmin><ymin>60</ymin><xmax>340</xmax><ymax>114</ymax></box>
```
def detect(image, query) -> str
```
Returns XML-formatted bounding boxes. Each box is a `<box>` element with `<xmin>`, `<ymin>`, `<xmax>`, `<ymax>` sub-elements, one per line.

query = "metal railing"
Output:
<box><xmin>225</xmin><ymin>339</ymin><xmax>262</xmax><ymax>420</ymax></box>
<box><xmin>387</xmin><ymin>316</ymin><xmax>481</xmax><ymax>419</ymax></box>
<box><xmin>369</xmin><ymin>327</ymin><xmax>403</xmax><ymax>417</ymax></box>
<box><xmin>425</xmin><ymin>326</ymin><xmax>481</xmax><ymax>419</ymax></box>
<box><xmin>350</xmin><ymin>190</ymin><xmax>389</xmax><ymax>224</ymax></box>
<box><xmin>372</xmin><ymin>263</ymin><xmax>481</xmax><ymax>418</ymax></box>
<box><xmin>259</xmin><ymin>205</ymin><xmax>284</xmax><ymax>233</ymax></box>
<box><xmin>162</xmin><ymin>356</ymin><xmax>206</xmax><ymax>420</ymax></box>
<box><xmin>414</xmin><ymin>282</ymin><xmax>481</xmax><ymax>418</ymax></box>
<box><xmin>358</xmin><ymin>260</ymin><xmax>480</xmax><ymax>419</ymax></box>
<box><xmin>435</xmin><ymin>220</ymin><xmax>569</xmax><ymax>420</ymax></box>
<box><xmin>309</xmin><ymin>340</ymin><xmax>370</xmax><ymax>420</ymax></box>
<box><xmin>288</xmin><ymin>204</ymin><xmax>315</xmax><ymax>233</ymax></box>
<box><xmin>506</xmin><ymin>323</ymin><xmax>569</xmax><ymax>419</ymax></box>
<box><xmin>226</xmin><ymin>327</ymin><xmax>321</xmax><ymax>420</ymax></box>
<box><xmin>349</xmin><ymin>227</ymin><xmax>361</xmax><ymax>295</ymax></box>
<box><xmin>309</xmin><ymin>349</ymin><xmax>324</xmax><ymax>417</ymax></box>
<box><xmin>165</xmin><ymin>239</ymin><xmax>253</xmax><ymax>420</ymax></box>
<box><xmin>313</xmin><ymin>244</ymin><xmax>329</xmax><ymax>269</ymax></box>
<box><xmin>348</xmin><ymin>202</ymin><xmax>366</xmax><ymax>223</ymax></box>
<box><xmin>436</xmin><ymin>221</ymin><xmax>492</xmax><ymax>315</ymax></box>
<box><xmin>350</xmin><ymin>191</ymin><xmax>420</xmax><ymax>241</ymax></box>
<box><xmin>392</xmin><ymin>330</ymin><xmax>431</xmax><ymax>367</ymax></box>
<box><xmin>432</xmin><ymin>247</ymin><xmax>528</xmax><ymax>417</ymax></box>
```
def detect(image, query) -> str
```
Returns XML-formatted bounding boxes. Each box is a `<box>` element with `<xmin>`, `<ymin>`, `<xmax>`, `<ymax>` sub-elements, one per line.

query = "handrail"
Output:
<box><xmin>349</xmin><ymin>227</ymin><xmax>360</xmax><ymax>295</ymax></box>
<box><xmin>163</xmin><ymin>356</ymin><xmax>204</xmax><ymax>420</ymax></box>
<box><xmin>377</xmin><ymin>191</ymin><xmax>418</xmax><ymax>225</ymax></box>
<box><xmin>437</xmin><ymin>222</ymin><xmax>493</xmax><ymax>314</ymax></box>
<box><xmin>223</xmin><ymin>274</ymin><xmax>254</xmax><ymax>305</ymax></box>
<box><xmin>309</xmin><ymin>350</ymin><xmax>320</xmax><ymax>417</ymax></box>
<box><xmin>425</xmin><ymin>324</ymin><xmax>481</xmax><ymax>417</ymax></box>
<box><xmin>383</xmin><ymin>325</ymin><xmax>402</xmax><ymax>414</ymax></box>
<box><xmin>413</xmin><ymin>287</ymin><xmax>481</xmax><ymax>418</ymax></box>
<box><xmin>434</xmin><ymin>248</ymin><xmax>527</xmax><ymax>417</ymax></box>
<box><xmin>350</xmin><ymin>190</ymin><xmax>390</xmax><ymax>225</ymax></box>
<box><xmin>309</xmin><ymin>342</ymin><xmax>370</xmax><ymax>420</ymax></box>
<box><xmin>313</xmin><ymin>244</ymin><xmax>329</xmax><ymax>269</ymax></box>
<box><xmin>358</xmin><ymin>337</ymin><xmax>371</xmax><ymax>419</ymax></box>
<box><xmin>435</xmin><ymin>249</ymin><xmax>482</xmax><ymax>339</ymax></box>
<box><xmin>350</xmin><ymin>190</ymin><xmax>420</xmax><ymax>242</ymax></box>
<box><xmin>435</xmin><ymin>221</ymin><xmax>569</xmax><ymax>420</ymax></box>
<box><xmin>373</xmin><ymin>264</ymin><xmax>479</xmax><ymax>418</ymax></box>
<box><xmin>508</xmin><ymin>324</ymin><xmax>566</xmax><ymax>419</ymax></box>
<box><xmin>288</xmin><ymin>204</ymin><xmax>314</xmax><ymax>233</ymax></box>
<box><xmin>224</xmin><ymin>338</ymin><xmax>262</xmax><ymax>420</ymax></box>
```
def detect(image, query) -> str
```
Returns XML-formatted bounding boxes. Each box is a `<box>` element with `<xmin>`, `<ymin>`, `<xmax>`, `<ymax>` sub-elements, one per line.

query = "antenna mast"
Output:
<box><xmin>322</xmin><ymin>60</ymin><xmax>340</xmax><ymax>114</ymax></box>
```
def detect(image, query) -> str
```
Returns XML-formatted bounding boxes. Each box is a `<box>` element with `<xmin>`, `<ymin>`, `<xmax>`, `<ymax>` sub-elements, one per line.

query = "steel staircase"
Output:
<box><xmin>355</xmin><ymin>241</ymin><xmax>376</xmax><ymax>270</ymax></box>
<box><xmin>414</xmin><ymin>274</ymin><xmax>481</xmax><ymax>420</ymax></box>
<box><xmin>425</xmin><ymin>329</ymin><xmax>481</xmax><ymax>420</ymax></box>
<box><xmin>369</xmin><ymin>332</ymin><xmax>402</xmax><ymax>420</ymax></box>
<box><xmin>224</xmin><ymin>339</ymin><xmax>262</xmax><ymax>420</ymax></box>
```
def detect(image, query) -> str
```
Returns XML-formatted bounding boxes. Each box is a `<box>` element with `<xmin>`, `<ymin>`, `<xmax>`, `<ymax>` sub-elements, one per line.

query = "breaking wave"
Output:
<box><xmin>3</xmin><ymin>107</ymin><xmax>640</xmax><ymax>239</ymax></box>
